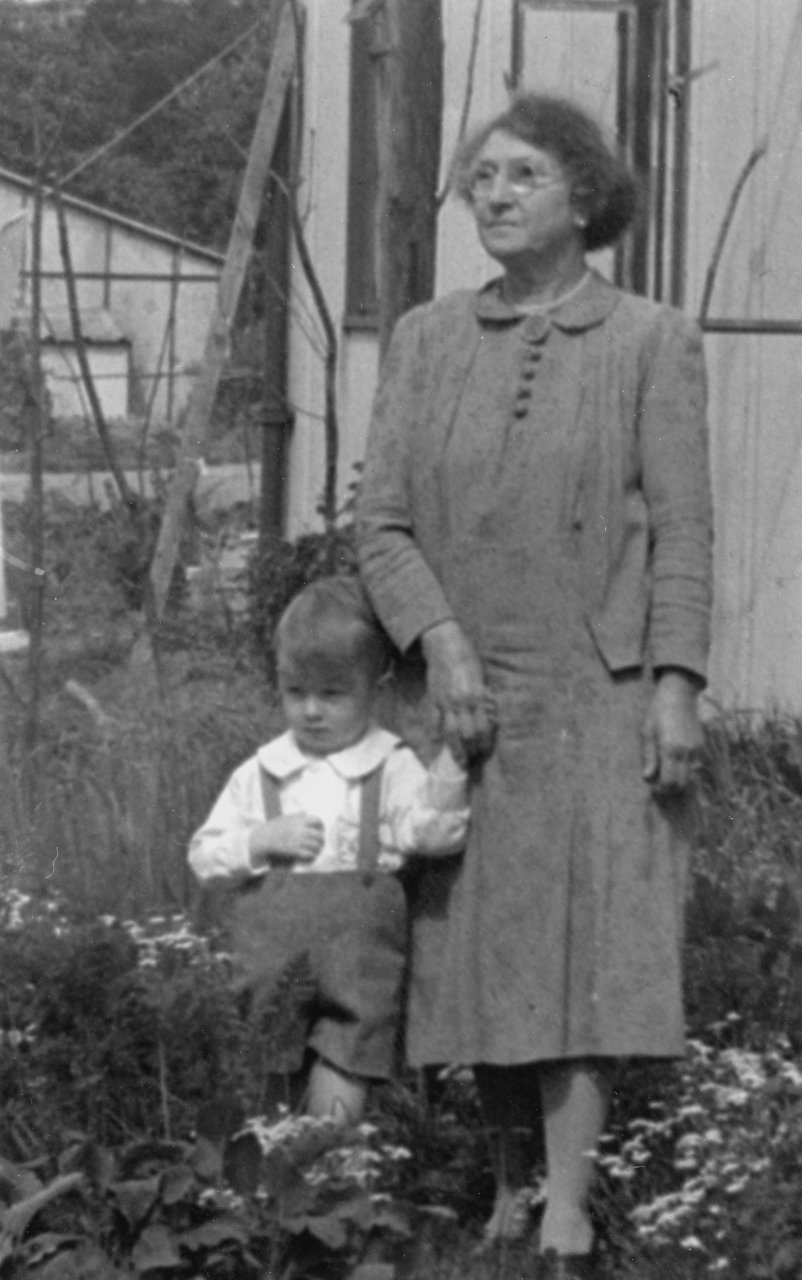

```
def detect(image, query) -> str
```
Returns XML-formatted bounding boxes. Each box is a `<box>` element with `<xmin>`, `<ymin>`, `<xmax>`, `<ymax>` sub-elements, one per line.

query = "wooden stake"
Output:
<box><xmin>148</xmin><ymin>0</ymin><xmax>297</xmax><ymax>620</ymax></box>
<box><xmin>369</xmin><ymin>0</ymin><xmax>443</xmax><ymax>359</ymax></box>
<box><xmin>55</xmin><ymin>190</ymin><xmax>137</xmax><ymax>510</ymax></box>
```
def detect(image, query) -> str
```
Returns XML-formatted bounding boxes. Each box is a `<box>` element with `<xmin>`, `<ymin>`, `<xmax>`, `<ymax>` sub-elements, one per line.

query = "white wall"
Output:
<box><xmin>285</xmin><ymin>0</ymin><xmax>621</xmax><ymax>541</ymax></box>
<box><xmin>436</xmin><ymin>0</ymin><xmax>514</xmax><ymax>296</ymax></box>
<box><xmin>685</xmin><ymin>0</ymin><xmax>802</xmax><ymax>711</ymax></box>
<box><xmin>285</xmin><ymin>0</ymin><xmax>514</xmax><ymax>537</ymax></box>
<box><xmin>41</xmin><ymin>345</ymin><xmax>130</xmax><ymax>420</ymax></box>
<box><xmin>285</xmin><ymin>0</ymin><xmax>355</xmax><ymax>534</ymax></box>
<box><xmin>436</xmin><ymin>0</ymin><xmax>616</xmax><ymax>296</ymax></box>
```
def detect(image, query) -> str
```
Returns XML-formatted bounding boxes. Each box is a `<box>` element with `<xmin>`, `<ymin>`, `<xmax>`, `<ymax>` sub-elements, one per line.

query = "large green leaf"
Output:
<box><xmin>284</xmin><ymin>1211</ymin><xmax>348</xmax><ymax>1250</ymax></box>
<box><xmin>29</xmin><ymin>1242</ymin><xmax>124</xmax><ymax>1280</ymax></box>
<box><xmin>0</xmin><ymin>1171</ymin><xmax>84</xmax><ymax>1244</ymax></box>
<box><xmin>350</xmin><ymin>1265</ymin><xmax>396</xmax><ymax>1280</ymax></box>
<box><xmin>180</xmin><ymin>1215</ymin><xmax>249</xmax><ymax>1249</ymax></box>
<box><xmin>0</xmin><ymin>1155</ymin><xmax>41</xmax><ymax>1202</ymax></box>
<box><xmin>160</xmin><ymin>1165</ymin><xmax>197</xmax><ymax>1206</ymax></box>
<box><xmin>110</xmin><ymin>1176</ymin><xmax>161</xmax><ymax>1229</ymax></box>
<box><xmin>131</xmin><ymin>1223</ymin><xmax>183</xmax><ymax>1273</ymax></box>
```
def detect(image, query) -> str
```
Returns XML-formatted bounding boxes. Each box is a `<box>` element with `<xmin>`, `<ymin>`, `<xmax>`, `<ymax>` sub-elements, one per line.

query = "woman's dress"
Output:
<box><xmin>357</xmin><ymin>275</ymin><xmax>712</xmax><ymax>1069</ymax></box>
<box><xmin>403</xmin><ymin>302</ymin><xmax>694</xmax><ymax>1068</ymax></box>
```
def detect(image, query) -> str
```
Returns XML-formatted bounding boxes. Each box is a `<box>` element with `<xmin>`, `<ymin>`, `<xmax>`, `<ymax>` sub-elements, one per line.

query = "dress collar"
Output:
<box><xmin>474</xmin><ymin>267</ymin><xmax>620</xmax><ymax>332</ymax></box>
<box><xmin>257</xmin><ymin>725</ymin><xmax>400</xmax><ymax>781</ymax></box>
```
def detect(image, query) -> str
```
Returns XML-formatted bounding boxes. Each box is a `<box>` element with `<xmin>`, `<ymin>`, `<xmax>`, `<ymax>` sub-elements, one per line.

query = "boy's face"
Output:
<box><xmin>277</xmin><ymin>659</ymin><xmax>378</xmax><ymax>757</ymax></box>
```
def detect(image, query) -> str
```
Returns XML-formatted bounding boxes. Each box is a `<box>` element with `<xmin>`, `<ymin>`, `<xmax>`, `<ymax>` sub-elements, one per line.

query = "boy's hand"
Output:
<box><xmin>248</xmin><ymin>814</ymin><xmax>325</xmax><ymax>868</ymax></box>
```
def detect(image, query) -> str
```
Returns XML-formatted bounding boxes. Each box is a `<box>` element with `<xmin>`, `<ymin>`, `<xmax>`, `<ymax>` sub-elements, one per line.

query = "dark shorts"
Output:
<box><xmin>228</xmin><ymin>870</ymin><xmax>409</xmax><ymax>1079</ymax></box>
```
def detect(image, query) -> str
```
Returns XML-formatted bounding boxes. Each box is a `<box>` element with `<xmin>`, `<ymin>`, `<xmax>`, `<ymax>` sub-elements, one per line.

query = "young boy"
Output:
<box><xmin>189</xmin><ymin>575</ymin><xmax>469</xmax><ymax>1124</ymax></box>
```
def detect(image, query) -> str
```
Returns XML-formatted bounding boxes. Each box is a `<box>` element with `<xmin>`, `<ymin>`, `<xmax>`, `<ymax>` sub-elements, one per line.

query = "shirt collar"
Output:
<box><xmin>257</xmin><ymin>725</ymin><xmax>400</xmax><ymax>781</ymax></box>
<box><xmin>474</xmin><ymin>267</ymin><xmax>620</xmax><ymax>332</ymax></box>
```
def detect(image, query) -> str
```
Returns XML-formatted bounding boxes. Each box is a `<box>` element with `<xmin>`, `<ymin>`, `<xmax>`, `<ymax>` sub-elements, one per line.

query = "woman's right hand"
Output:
<box><xmin>421</xmin><ymin>620</ymin><xmax>496</xmax><ymax>763</ymax></box>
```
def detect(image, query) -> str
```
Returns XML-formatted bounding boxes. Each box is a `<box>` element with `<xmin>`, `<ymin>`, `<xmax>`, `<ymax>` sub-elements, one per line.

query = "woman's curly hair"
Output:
<box><xmin>450</xmin><ymin>93</ymin><xmax>639</xmax><ymax>252</ymax></box>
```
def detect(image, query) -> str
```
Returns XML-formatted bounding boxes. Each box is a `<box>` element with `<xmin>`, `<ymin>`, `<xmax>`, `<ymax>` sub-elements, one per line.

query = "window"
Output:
<box><xmin>512</xmin><ymin>0</ymin><xmax>688</xmax><ymax>303</ymax></box>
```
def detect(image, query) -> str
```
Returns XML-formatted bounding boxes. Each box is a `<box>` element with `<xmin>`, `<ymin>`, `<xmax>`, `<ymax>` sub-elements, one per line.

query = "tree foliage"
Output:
<box><xmin>0</xmin><ymin>0</ymin><xmax>274</xmax><ymax>248</ymax></box>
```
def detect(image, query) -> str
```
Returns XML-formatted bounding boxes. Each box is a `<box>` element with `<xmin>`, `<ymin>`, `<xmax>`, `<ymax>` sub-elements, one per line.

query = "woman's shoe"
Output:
<box><xmin>535</xmin><ymin>1246</ymin><xmax>597</xmax><ymax>1279</ymax></box>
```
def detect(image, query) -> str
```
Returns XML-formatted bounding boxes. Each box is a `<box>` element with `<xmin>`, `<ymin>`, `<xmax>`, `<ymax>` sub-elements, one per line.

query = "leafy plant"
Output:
<box><xmin>247</xmin><ymin>527</ymin><xmax>358</xmax><ymax>676</ymax></box>
<box><xmin>595</xmin><ymin>1029</ymin><xmax>802</xmax><ymax>1279</ymax></box>
<box><xmin>687</xmin><ymin>714</ymin><xmax>802</xmax><ymax>1049</ymax></box>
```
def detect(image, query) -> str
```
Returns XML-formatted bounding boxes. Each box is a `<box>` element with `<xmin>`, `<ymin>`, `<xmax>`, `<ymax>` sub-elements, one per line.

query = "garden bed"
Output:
<box><xmin>2</xmin><ymin>500</ymin><xmax>802</xmax><ymax>1278</ymax></box>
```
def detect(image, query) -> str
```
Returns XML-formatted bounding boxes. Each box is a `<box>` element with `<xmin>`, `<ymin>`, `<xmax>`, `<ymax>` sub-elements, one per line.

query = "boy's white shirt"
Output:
<box><xmin>188</xmin><ymin>725</ymin><xmax>469</xmax><ymax>881</ymax></box>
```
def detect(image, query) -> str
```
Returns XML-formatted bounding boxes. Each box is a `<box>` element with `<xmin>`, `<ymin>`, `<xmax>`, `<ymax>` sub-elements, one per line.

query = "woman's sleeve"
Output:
<box><xmin>356</xmin><ymin>309</ymin><xmax>455</xmax><ymax>651</ymax></box>
<box><xmin>638</xmin><ymin>311</ymin><xmax>714</xmax><ymax>680</ymax></box>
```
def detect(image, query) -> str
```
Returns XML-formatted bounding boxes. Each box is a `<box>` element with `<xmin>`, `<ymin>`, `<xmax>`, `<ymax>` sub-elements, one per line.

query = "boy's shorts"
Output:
<box><xmin>227</xmin><ymin>869</ymin><xmax>409</xmax><ymax>1080</ymax></box>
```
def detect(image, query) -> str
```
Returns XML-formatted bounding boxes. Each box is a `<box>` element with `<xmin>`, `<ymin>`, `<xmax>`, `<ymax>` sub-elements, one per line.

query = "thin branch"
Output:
<box><xmin>54</xmin><ymin>190</ymin><xmax>138</xmax><ymax>510</ymax></box>
<box><xmin>63</xmin><ymin>679</ymin><xmax>116</xmax><ymax>735</ymax></box>
<box><xmin>436</xmin><ymin>0</ymin><xmax>484</xmax><ymax>206</ymax></box>
<box><xmin>137</xmin><ymin>270</ymin><xmax>180</xmax><ymax>486</ymax></box>
<box><xmin>699</xmin><ymin>138</ymin><xmax>768</xmax><ymax>326</ymax></box>
<box><xmin>274</xmin><ymin>174</ymin><xmax>339</xmax><ymax>534</ymax></box>
<box><xmin>22</xmin><ymin>175</ymin><xmax>47</xmax><ymax>774</ymax></box>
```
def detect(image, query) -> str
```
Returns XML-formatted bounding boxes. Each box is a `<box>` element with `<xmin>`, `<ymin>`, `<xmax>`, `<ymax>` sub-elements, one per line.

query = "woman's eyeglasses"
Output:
<box><xmin>468</xmin><ymin>160</ymin><xmax>566</xmax><ymax>200</ymax></box>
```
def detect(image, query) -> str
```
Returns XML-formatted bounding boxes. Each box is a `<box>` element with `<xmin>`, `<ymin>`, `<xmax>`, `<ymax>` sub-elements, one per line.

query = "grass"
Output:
<box><xmin>2</xmin><ymin>495</ymin><xmax>802</xmax><ymax>1276</ymax></box>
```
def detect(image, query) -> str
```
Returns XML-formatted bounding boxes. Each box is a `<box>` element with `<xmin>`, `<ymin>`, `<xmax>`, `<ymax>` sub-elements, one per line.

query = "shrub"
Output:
<box><xmin>0</xmin><ymin>897</ymin><xmax>244</xmax><ymax>1153</ymax></box>
<box><xmin>247</xmin><ymin>527</ymin><xmax>358</xmax><ymax>676</ymax></box>
<box><xmin>595</xmin><ymin>1028</ymin><xmax>802</xmax><ymax>1279</ymax></box>
<box><xmin>0</xmin><ymin>892</ymin><xmax>497</xmax><ymax>1279</ymax></box>
<box><xmin>687</xmin><ymin>714</ymin><xmax>802</xmax><ymax>1048</ymax></box>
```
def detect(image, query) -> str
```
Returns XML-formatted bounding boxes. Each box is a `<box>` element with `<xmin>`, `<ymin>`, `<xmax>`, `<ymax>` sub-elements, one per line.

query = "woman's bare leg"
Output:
<box><xmin>307</xmin><ymin>1058</ymin><xmax>368</xmax><ymax>1126</ymax></box>
<box><xmin>474</xmin><ymin>1063</ymin><xmax>543</xmax><ymax>1241</ymax></box>
<box><xmin>538</xmin><ymin>1058</ymin><xmax>613</xmax><ymax>1256</ymax></box>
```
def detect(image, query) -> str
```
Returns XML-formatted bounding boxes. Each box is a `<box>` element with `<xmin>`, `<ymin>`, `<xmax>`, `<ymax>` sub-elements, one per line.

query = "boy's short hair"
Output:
<box><xmin>275</xmin><ymin>575</ymin><xmax>392</xmax><ymax>681</ymax></box>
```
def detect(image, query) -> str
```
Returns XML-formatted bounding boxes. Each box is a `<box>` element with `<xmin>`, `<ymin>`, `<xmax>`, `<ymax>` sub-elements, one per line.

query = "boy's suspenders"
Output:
<box><xmin>258</xmin><ymin>762</ymin><xmax>386</xmax><ymax>885</ymax></box>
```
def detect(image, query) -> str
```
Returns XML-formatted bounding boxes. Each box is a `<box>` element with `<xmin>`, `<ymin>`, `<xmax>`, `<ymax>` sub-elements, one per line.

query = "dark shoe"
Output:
<box><xmin>536</xmin><ymin>1247</ymin><xmax>597</xmax><ymax>1279</ymax></box>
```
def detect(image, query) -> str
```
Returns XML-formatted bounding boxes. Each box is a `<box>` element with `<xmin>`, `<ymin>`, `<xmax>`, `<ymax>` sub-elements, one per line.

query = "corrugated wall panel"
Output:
<box><xmin>689</xmin><ymin>1</ymin><xmax>802</xmax><ymax>710</ymax></box>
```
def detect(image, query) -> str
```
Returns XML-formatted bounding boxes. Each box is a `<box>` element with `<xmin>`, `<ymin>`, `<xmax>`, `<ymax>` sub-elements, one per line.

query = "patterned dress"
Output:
<box><xmin>357</xmin><ymin>273</ymin><xmax>713</xmax><ymax>1068</ymax></box>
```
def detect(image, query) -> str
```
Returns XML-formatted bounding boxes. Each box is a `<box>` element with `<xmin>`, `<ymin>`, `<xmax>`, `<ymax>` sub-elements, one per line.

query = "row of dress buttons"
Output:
<box><xmin>512</xmin><ymin>318</ymin><xmax>550</xmax><ymax>419</ymax></box>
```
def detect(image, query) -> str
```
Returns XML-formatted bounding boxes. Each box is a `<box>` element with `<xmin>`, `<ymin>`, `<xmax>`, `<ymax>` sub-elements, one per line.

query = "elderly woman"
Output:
<box><xmin>356</xmin><ymin>94</ymin><xmax>712</xmax><ymax>1279</ymax></box>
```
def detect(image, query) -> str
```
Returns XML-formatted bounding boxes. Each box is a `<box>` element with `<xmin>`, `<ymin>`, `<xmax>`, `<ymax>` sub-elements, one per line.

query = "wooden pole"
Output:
<box><xmin>371</xmin><ymin>0</ymin><xmax>443</xmax><ymax>359</ymax></box>
<box><xmin>54</xmin><ymin>190</ymin><xmax>137</xmax><ymax>509</ymax></box>
<box><xmin>260</xmin><ymin>102</ymin><xmax>292</xmax><ymax>539</ymax></box>
<box><xmin>148</xmin><ymin>0</ymin><xmax>297</xmax><ymax>620</ymax></box>
<box><xmin>23</xmin><ymin>179</ymin><xmax>47</xmax><ymax>763</ymax></box>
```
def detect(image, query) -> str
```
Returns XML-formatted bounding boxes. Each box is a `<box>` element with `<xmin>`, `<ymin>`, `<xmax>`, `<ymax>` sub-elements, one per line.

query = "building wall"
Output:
<box><xmin>41</xmin><ymin>344</ymin><xmax>130</xmax><ymax>420</ymax></box>
<box><xmin>685</xmin><ymin>0</ymin><xmax>802</xmax><ymax>712</ymax></box>
<box><xmin>0</xmin><ymin>175</ymin><xmax>222</xmax><ymax>425</ymax></box>
<box><xmin>285</xmin><ymin>0</ymin><xmax>625</xmax><ymax>541</ymax></box>
<box><xmin>284</xmin><ymin>0</ymin><xmax>510</xmax><ymax>537</ymax></box>
<box><xmin>284</xmin><ymin>0</ymin><xmax>356</xmax><ymax>534</ymax></box>
<box><xmin>289</xmin><ymin>0</ymin><xmax>802</xmax><ymax>714</ymax></box>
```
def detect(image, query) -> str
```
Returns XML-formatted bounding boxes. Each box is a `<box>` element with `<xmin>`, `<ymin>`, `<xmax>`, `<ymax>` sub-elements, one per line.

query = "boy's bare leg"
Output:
<box><xmin>307</xmin><ymin>1057</ymin><xmax>368</xmax><ymax>1126</ymax></box>
<box><xmin>474</xmin><ymin>1062</ymin><xmax>543</xmax><ymax>1242</ymax></box>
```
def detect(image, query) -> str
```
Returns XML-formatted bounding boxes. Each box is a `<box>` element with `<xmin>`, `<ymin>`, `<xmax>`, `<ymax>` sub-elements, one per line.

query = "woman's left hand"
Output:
<box><xmin>641</xmin><ymin>669</ymin><xmax>704</xmax><ymax>798</ymax></box>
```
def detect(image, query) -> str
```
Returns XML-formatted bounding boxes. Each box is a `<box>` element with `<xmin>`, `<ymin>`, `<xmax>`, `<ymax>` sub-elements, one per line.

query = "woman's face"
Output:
<box><xmin>468</xmin><ymin>130</ymin><xmax>584</xmax><ymax>268</ymax></box>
